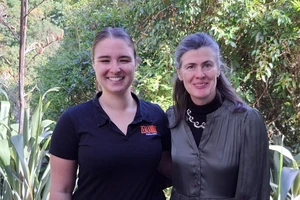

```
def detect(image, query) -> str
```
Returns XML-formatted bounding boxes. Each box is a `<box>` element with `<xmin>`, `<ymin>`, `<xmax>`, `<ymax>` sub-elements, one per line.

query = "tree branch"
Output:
<box><xmin>26</xmin><ymin>0</ymin><xmax>48</xmax><ymax>17</ymax></box>
<box><xmin>26</xmin><ymin>30</ymin><xmax>64</xmax><ymax>66</ymax></box>
<box><xmin>0</xmin><ymin>17</ymin><xmax>19</xmax><ymax>40</ymax></box>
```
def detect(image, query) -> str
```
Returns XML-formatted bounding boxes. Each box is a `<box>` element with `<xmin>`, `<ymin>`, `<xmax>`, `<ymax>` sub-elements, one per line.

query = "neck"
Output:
<box><xmin>99</xmin><ymin>91</ymin><xmax>135</xmax><ymax>111</ymax></box>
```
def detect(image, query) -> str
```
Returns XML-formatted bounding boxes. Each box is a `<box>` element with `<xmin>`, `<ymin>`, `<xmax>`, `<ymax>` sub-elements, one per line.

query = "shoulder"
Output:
<box><xmin>223</xmin><ymin>99</ymin><xmax>264</xmax><ymax>121</ymax></box>
<box><xmin>58</xmin><ymin>100</ymin><xmax>93</xmax><ymax>122</ymax></box>
<box><xmin>166</xmin><ymin>106</ymin><xmax>175</xmax><ymax>118</ymax></box>
<box><xmin>67</xmin><ymin>99</ymin><xmax>92</xmax><ymax>111</ymax></box>
<box><xmin>165</xmin><ymin>106</ymin><xmax>177</xmax><ymax>127</ymax></box>
<box><xmin>243</xmin><ymin>107</ymin><xmax>265</xmax><ymax>125</ymax></box>
<box><xmin>212</xmin><ymin>100</ymin><xmax>261</xmax><ymax>126</ymax></box>
<box><xmin>220</xmin><ymin>100</ymin><xmax>253</xmax><ymax>118</ymax></box>
<box><xmin>64</xmin><ymin>100</ymin><xmax>93</xmax><ymax>114</ymax></box>
<box><xmin>166</xmin><ymin>106</ymin><xmax>174</xmax><ymax>114</ymax></box>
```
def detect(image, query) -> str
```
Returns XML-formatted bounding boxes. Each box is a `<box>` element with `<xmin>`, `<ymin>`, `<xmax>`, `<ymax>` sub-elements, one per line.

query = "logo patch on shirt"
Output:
<box><xmin>140</xmin><ymin>125</ymin><xmax>158</xmax><ymax>135</ymax></box>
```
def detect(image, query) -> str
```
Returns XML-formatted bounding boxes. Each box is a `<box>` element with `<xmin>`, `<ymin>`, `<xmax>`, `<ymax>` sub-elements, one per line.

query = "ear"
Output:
<box><xmin>176</xmin><ymin>69</ymin><xmax>183</xmax><ymax>81</ymax></box>
<box><xmin>217</xmin><ymin>68</ymin><xmax>221</xmax><ymax>78</ymax></box>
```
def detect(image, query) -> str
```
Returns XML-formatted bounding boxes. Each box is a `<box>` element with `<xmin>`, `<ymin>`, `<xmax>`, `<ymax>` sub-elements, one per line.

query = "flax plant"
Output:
<box><xmin>0</xmin><ymin>88</ymin><xmax>58</xmax><ymax>200</ymax></box>
<box><xmin>270</xmin><ymin>135</ymin><xmax>300</xmax><ymax>200</ymax></box>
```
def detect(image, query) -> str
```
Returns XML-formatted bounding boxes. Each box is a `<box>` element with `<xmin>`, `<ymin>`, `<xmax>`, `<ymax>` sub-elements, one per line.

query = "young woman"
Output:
<box><xmin>167</xmin><ymin>32</ymin><xmax>270</xmax><ymax>200</ymax></box>
<box><xmin>49</xmin><ymin>27</ymin><xmax>171</xmax><ymax>200</ymax></box>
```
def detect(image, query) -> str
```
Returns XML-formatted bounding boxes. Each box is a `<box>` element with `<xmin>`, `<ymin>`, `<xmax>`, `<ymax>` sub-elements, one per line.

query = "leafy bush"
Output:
<box><xmin>0</xmin><ymin>89</ymin><xmax>57</xmax><ymax>200</ymax></box>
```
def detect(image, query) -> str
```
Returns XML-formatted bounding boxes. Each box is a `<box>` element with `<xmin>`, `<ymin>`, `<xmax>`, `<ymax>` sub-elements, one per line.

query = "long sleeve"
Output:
<box><xmin>235</xmin><ymin>108</ymin><xmax>270</xmax><ymax>200</ymax></box>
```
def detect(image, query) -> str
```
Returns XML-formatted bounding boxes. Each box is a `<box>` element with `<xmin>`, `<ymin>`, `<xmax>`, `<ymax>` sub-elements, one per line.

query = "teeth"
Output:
<box><xmin>109</xmin><ymin>77</ymin><xmax>123</xmax><ymax>81</ymax></box>
<box><xmin>195</xmin><ymin>83</ymin><xmax>206</xmax><ymax>86</ymax></box>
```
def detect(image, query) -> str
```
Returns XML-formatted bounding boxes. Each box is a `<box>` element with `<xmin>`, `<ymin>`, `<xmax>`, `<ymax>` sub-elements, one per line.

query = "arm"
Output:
<box><xmin>158</xmin><ymin>151</ymin><xmax>172</xmax><ymax>179</ymax></box>
<box><xmin>235</xmin><ymin>109</ymin><xmax>270</xmax><ymax>199</ymax></box>
<box><xmin>158</xmin><ymin>151</ymin><xmax>172</xmax><ymax>189</ymax></box>
<box><xmin>49</xmin><ymin>154</ymin><xmax>77</xmax><ymax>200</ymax></box>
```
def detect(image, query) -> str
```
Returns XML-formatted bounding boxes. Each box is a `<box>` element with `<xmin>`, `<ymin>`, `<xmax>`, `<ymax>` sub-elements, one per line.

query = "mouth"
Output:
<box><xmin>194</xmin><ymin>83</ymin><xmax>207</xmax><ymax>87</ymax></box>
<box><xmin>108</xmin><ymin>77</ymin><xmax>124</xmax><ymax>81</ymax></box>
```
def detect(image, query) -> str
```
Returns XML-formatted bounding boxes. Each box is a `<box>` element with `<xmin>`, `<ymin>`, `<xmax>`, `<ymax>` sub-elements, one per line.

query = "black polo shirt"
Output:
<box><xmin>50</xmin><ymin>92</ymin><xmax>171</xmax><ymax>200</ymax></box>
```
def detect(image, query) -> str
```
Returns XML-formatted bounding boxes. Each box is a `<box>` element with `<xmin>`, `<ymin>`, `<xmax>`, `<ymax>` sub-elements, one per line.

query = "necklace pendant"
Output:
<box><xmin>187</xmin><ymin>109</ymin><xmax>206</xmax><ymax>129</ymax></box>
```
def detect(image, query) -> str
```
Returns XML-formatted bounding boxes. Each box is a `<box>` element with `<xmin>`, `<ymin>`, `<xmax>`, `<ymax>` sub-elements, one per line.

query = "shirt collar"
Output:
<box><xmin>92</xmin><ymin>91</ymin><xmax>152</xmax><ymax>127</ymax></box>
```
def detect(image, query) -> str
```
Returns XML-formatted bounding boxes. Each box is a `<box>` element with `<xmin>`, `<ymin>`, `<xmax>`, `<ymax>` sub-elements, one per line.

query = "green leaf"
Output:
<box><xmin>280</xmin><ymin>167</ymin><xmax>299</xmax><ymax>200</ymax></box>
<box><xmin>0</xmin><ymin>101</ymin><xmax>10</xmax><ymax>139</ymax></box>
<box><xmin>0</xmin><ymin>139</ymin><xmax>10</xmax><ymax>166</ymax></box>
<box><xmin>270</xmin><ymin>145</ymin><xmax>296</xmax><ymax>162</ymax></box>
<box><xmin>0</xmin><ymin>89</ymin><xmax>9</xmax><ymax>101</ymax></box>
<box><xmin>10</xmin><ymin>134</ymin><xmax>29</xmax><ymax>182</ymax></box>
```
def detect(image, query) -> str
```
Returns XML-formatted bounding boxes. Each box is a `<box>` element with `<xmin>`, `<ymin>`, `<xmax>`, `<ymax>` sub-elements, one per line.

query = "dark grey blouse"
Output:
<box><xmin>166</xmin><ymin>99</ymin><xmax>270</xmax><ymax>200</ymax></box>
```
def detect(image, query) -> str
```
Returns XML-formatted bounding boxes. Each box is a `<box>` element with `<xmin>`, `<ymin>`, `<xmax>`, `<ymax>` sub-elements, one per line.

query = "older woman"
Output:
<box><xmin>167</xmin><ymin>32</ymin><xmax>270</xmax><ymax>200</ymax></box>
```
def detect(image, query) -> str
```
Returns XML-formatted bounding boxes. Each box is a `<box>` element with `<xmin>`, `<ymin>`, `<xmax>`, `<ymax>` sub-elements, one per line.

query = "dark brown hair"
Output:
<box><xmin>91</xmin><ymin>27</ymin><xmax>137</xmax><ymax>64</ymax></box>
<box><xmin>172</xmin><ymin>32</ymin><xmax>247</xmax><ymax>127</ymax></box>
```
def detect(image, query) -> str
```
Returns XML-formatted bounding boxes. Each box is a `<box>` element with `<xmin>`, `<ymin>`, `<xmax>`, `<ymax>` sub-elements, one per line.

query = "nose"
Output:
<box><xmin>195</xmin><ymin>67</ymin><xmax>205</xmax><ymax>78</ymax></box>
<box><xmin>110</xmin><ymin>61</ymin><xmax>121</xmax><ymax>73</ymax></box>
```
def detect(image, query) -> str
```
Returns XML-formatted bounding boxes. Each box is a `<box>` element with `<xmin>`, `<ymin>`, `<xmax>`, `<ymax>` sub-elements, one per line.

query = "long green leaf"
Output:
<box><xmin>29</xmin><ymin>136</ymin><xmax>51</xmax><ymax>198</ymax></box>
<box><xmin>0</xmin><ymin>175</ymin><xmax>13</xmax><ymax>199</ymax></box>
<box><xmin>269</xmin><ymin>145</ymin><xmax>296</xmax><ymax>162</ymax></box>
<box><xmin>0</xmin><ymin>89</ymin><xmax>9</xmax><ymax>100</ymax></box>
<box><xmin>28</xmin><ymin>96</ymin><xmax>43</xmax><ymax>180</ymax></box>
<box><xmin>42</xmin><ymin>87</ymin><xmax>60</xmax><ymax>101</ymax></box>
<box><xmin>23</xmin><ymin>107</ymin><xmax>30</xmax><ymax>144</ymax></box>
<box><xmin>0</xmin><ymin>101</ymin><xmax>10</xmax><ymax>139</ymax></box>
<box><xmin>280</xmin><ymin>167</ymin><xmax>299</xmax><ymax>200</ymax></box>
<box><xmin>10</xmin><ymin>134</ymin><xmax>29</xmax><ymax>186</ymax></box>
<box><xmin>36</xmin><ymin>161</ymin><xmax>51</xmax><ymax>200</ymax></box>
<box><xmin>0</xmin><ymin>139</ymin><xmax>11</xmax><ymax>166</ymax></box>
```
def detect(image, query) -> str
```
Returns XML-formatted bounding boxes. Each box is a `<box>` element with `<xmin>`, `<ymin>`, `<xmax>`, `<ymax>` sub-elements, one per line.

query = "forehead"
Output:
<box><xmin>181</xmin><ymin>47</ymin><xmax>217</xmax><ymax>64</ymax></box>
<box><xmin>94</xmin><ymin>37</ymin><xmax>134</xmax><ymax>56</ymax></box>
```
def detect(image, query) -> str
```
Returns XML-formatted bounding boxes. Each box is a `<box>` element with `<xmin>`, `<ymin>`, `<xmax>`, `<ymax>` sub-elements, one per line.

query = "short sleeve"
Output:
<box><xmin>50</xmin><ymin>109</ymin><xmax>79</xmax><ymax>160</ymax></box>
<box><xmin>235</xmin><ymin>108</ymin><xmax>270</xmax><ymax>199</ymax></box>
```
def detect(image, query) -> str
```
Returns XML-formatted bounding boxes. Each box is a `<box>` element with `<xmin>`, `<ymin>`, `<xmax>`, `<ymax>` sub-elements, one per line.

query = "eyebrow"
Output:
<box><xmin>96</xmin><ymin>56</ymin><xmax>110</xmax><ymax>60</ymax></box>
<box><xmin>119</xmin><ymin>56</ymin><xmax>132</xmax><ymax>60</ymax></box>
<box><xmin>183</xmin><ymin>60</ymin><xmax>213</xmax><ymax>66</ymax></box>
<box><xmin>96</xmin><ymin>55</ymin><xmax>132</xmax><ymax>60</ymax></box>
<box><xmin>201</xmin><ymin>60</ymin><xmax>213</xmax><ymax>65</ymax></box>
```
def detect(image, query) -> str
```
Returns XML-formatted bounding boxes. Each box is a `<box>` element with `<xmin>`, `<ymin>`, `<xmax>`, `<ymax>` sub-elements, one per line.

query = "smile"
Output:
<box><xmin>108</xmin><ymin>77</ymin><xmax>124</xmax><ymax>81</ymax></box>
<box><xmin>195</xmin><ymin>83</ymin><xmax>206</xmax><ymax>87</ymax></box>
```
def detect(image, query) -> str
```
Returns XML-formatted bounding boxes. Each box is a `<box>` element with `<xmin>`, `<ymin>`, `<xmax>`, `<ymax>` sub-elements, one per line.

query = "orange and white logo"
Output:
<box><xmin>140</xmin><ymin>125</ymin><xmax>158</xmax><ymax>135</ymax></box>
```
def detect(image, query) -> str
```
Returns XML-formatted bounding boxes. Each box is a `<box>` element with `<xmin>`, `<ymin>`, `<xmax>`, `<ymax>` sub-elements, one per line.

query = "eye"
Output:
<box><xmin>98</xmin><ymin>59</ymin><xmax>110</xmax><ymax>63</ymax></box>
<box><xmin>186</xmin><ymin>64</ymin><xmax>195</xmax><ymax>70</ymax></box>
<box><xmin>120</xmin><ymin>59</ymin><xmax>131</xmax><ymax>63</ymax></box>
<box><xmin>204</xmin><ymin>63</ymin><xmax>212</xmax><ymax>68</ymax></box>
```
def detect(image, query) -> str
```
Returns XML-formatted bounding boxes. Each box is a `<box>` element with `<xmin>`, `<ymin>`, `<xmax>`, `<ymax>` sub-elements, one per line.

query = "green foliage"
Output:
<box><xmin>0</xmin><ymin>89</ymin><xmax>56</xmax><ymax>200</ymax></box>
<box><xmin>6</xmin><ymin>0</ymin><xmax>300</xmax><ymax>143</ymax></box>
<box><xmin>0</xmin><ymin>0</ymin><xmax>65</xmax><ymax>120</ymax></box>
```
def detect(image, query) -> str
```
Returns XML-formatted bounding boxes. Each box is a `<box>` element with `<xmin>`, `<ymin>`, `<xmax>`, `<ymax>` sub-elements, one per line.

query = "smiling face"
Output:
<box><xmin>177</xmin><ymin>47</ymin><xmax>220</xmax><ymax>105</ymax></box>
<box><xmin>93</xmin><ymin>37</ymin><xmax>136</xmax><ymax>95</ymax></box>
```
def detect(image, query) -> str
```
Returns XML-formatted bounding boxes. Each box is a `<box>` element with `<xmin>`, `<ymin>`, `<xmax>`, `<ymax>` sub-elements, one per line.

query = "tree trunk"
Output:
<box><xmin>18</xmin><ymin>0</ymin><xmax>28</xmax><ymax>134</ymax></box>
